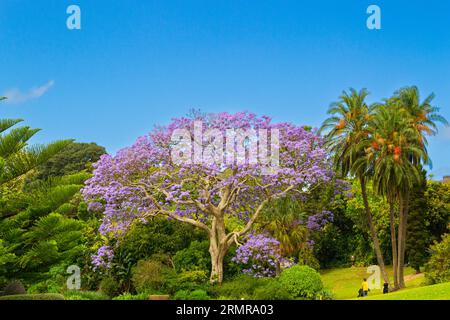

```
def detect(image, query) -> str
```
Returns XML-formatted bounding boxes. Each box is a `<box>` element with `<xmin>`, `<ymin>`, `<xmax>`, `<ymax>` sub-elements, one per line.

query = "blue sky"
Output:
<box><xmin>1</xmin><ymin>0</ymin><xmax>449</xmax><ymax>178</ymax></box>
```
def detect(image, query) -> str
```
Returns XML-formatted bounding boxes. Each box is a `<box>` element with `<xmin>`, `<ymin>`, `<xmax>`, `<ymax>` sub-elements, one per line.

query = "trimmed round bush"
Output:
<box><xmin>278</xmin><ymin>265</ymin><xmax>323</xmax><ymax>299</ymax></box>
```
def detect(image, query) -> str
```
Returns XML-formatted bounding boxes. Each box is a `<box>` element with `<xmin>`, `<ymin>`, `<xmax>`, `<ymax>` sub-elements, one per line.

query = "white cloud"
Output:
<box><xmin>3</xmin><ymin>80</ymin><xmax>55</xmax><ymax>104</ymax></box>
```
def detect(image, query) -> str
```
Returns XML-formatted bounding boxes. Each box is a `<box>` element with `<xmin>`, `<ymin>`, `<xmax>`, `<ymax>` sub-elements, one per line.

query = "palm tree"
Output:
<box><xmin>365</xmin><ymin>103</ymin><xmax>425</xmax><ymax>289</ymax></box>
<box><xmin>320</xmin><ymin>88</ymin><xmax>390</xmax><ymax>284</ymax></box>
<box><xmin>261</xmin><ymin>197</ymin><xmax>308</xmax><ymax>257</ymax></box>
<box><xmin>387</xmin><ymin>87</ymin><xmax>448</xmax><ymax>288</ymax></box>
<box><xmin>0</xmin><ymin>96</ymin><xmax>72</xmax><ymax>197</ymax></box>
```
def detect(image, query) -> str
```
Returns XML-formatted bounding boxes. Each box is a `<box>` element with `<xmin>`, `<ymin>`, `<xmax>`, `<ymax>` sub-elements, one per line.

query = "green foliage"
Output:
<box><xmin>112</xmin><ymin>292</ymin><xmax>151</xmax><ymax>300</ymax></box>
<box><xmin>0</xmin><ymin>293</ymin><xmax>65</xmax><ymax>300</ymax></box>
<box><xmin>406</xmin><ymin>170</ymin><xmax>430</xmax><ymax>272</ymax></box>
<box><xmin>173</xmin><ymin>240</ymin><xmax>210</xmax><ymax>272</ymax></box>
<box><xmin>344</xmin><ymin>180</ymin><xmax>391</xmax><ymax>264</ymax></box>
<box><xmin>298</xmin><ymin>246</ymin><xmax>320</xmax><ymax>270</ymax></box>
<box><xmin>33</xmin><ymin>142</ymin><xmax>106</xmax><ymax>181</ymax></box>
<box><xmin>115</xmin><ymin>219</ymin><xmax>206</xmax><ymax>268</ymax></box>
<box><xmin>0</xmin><ymin>110</ymin><xmax>73</xmax><ymax>186</ymax></box>
<box><xmin>216</xmin><ymin>275</ymin><xmax>266</xmax><ymax>299</ymax></box>
<box><xmin>0</xmin><ymin>170</ymin><xmax>99</xmax><ymax>291</ymax></box>
<box><xmin>64</xmin><ymin>290</ymin><xmax>110</xmax><ymax>300</ymax></box>
<box><xmin>278</xmin><ymin>265</ymin><xmax>324</xmax><ymax>299</ymax></box>
<box><xmin>99</xmin><ymin>276</ymin><xmax>120</xmax><ymax>298</ymax></box>
<box><xmin>2</xmin><ymin>280</ymin><xmax>26</xmax><ymax>295</ymax></box>
<box><xmin>173</xmin><ymin>289</ymin><xmax>210</xmax><ymax>300</ymax></box>
<box><xmin>163</xmin><ymin>269</ymin><xmax>209</xmax><ymax>294</ymax></box>
<box><xmin>19</xmin><ymin>213</ymin><xmax>85</xmax><ymax>270</ymax></box>
<box><xmin>131</xmin><ymin>259</ymin><xmax>165</xmax><ymax>293</ymax></box>
<box><xmin>252</xmin><ymin>279</ymin><xmax>293</xmax><ymax>300</ymax></box>
<box><xmin>425</xmin><ymin>230</ymin><xmax>450</xmax><ymax>284</ymax></box>
<box><xmin>425</xmin><ymin>181</ymin><xmax>450</xmax><ymax>242</ymax></box>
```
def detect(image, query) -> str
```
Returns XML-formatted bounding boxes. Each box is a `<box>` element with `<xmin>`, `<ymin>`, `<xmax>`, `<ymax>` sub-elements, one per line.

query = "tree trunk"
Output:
<box><xmin>389</xmin><ymin>199</ymin><xmax>399</xmax><ymax>290</ymax></box>
<box><xmin>360</xmin><ymin>177</ymin><xmax>389</xmax><ymax>284</ymax></box>
<box><xmin>209</xmin><ymin>244</ymin><xmax>226</xmax><ymax>284</ymax></box>
<box><xmin>397</xmin><ymin>193</ymin><xmax>409</xmax><ymax>289</ymax></box>
<box><xmin>208</xmin><ymin>215</ymin><xmax>228</xmax><ymax>285</ymax></box>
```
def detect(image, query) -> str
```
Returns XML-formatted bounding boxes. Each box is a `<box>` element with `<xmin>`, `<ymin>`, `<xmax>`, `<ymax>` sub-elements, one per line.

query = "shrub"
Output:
<box><xmin>0</xmin><ymin>293</ymin><xmax>64</xmax><ymax>300</ymax></box>
<box><xmin>298</xmin><ymin>247</ymin><xmax>320</xmax><ymax>271</ymax></box>
<box><xmin>132</xmin><ymin>259</ymin><xmax>165</xmax><ymax>293</ymax></box>
<box><xmin>163</xmin><ymin>269</ymin><xmax>209</xmax><ymax>294</ymax></box>
<box><xmin>173</xmin><ymin>241</ymin><xmax>210</xmax><ymax>272</ymax></box>
<box><xmin>112</xmin><ymin>292</ymin><xmax>151</xmax><ymax>300</ymax></box>
<box><xmin>217</xmin><ymin>275</ymin><xmax>267</xmax><ymax>299</ymax></box>
<box><xmin>425</xmin><ymin>231</ymin><xmax>450</xmax><ymax>284</ymax></box>
<box><xmin>99</xmin><ymin>276</ymin><xmax>120</xmax><ymax>297</ymax></box>
<box><xmin>3</xmin><ymin>280</ymin><xmax>26</xmax><ymax>296</ymax></box>
<box><xmin>278</xmin><ymin>265</ymin><xmax>323</xmax><ymax>299</ymax></box>
<box><xmin>64</xmin><ymin>290</ymin><xmax>110</xmax><ymax>300</ymax></box>
<box><xmin>316</xmin><ymin>289</ymin><xmax>334</xmax><ymax>300</ymax></box>
<box><xmin>173</xmin><ymin>289</ymin><xmax>210</xmax><ymax>300</ymax></box>
<box><xmin>253</xmin><ymin>279</ymin><xmax>293</xmax><ymax>300</ymax></box>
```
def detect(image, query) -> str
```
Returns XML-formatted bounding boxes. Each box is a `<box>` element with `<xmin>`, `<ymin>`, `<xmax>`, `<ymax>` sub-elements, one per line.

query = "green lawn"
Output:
<box><xmin>362</xmin><ymin>282</ymin><xmax>450</xmax><ymax>300</ymax></box>
<box><xmin>321</xmin><ymin>266</ymin><xmax>422</xmax><ymax>300</ymax></box>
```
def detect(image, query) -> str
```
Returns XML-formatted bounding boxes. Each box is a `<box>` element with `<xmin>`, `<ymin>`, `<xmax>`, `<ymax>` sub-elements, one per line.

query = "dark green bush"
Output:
<box><xmin>3</xmin><ymin>280</ymin><xmax>26</xmax><ymax>295</ymax></box>
<box><xmin>216</xmin><ymin>275</ymin><xmax>267</xmax><ymax>299</ymax></box>
<box><xmin>298</xmin><ymin>247</ymin><xmax>320</xmax><ymax>271</ymax></box>
<box><xmin>278</xmin><ymin>265</ymin><xmax>323</xmax><ymax>299</ymax></box>
<box><xmin>173</xmin><ymin>289</ymin><xmax>210</xmax><ymax>300</ymax></box>
<box><xmin>316</xmin><ymin>289</ymin><xmax>334</xmax><ymax>300</ymax></box>
<box><xmin>64</xmin><ymin>290</ymin><xmax>110</xmax><ymax>300</ymax></box>
<box><xmin>163</xmin><ymin>269</ymin><xmax>209</xmax><ymax>294</ymax></box>
<box><xmin>172</xmin><ymin>241</ymin><xmax>210</xmax><ymax>272</ymax></box>
<box><xmin>425</xmin><ymin>230</ymin><xmax>450</xmax><ymax>284</ymax></box>
<box><xmin>0</xmin><ymin>293</ymin><xmax>65</xmax><ymax>300</ymax></box>
<box><xmin>132</xmin><ymin>259</ymin><xmax>165</xmax><ymax>293</ymax></box>
<box><xmin>99</xmin><ymin>276</ymin><xmax>120</xmax><ymax>297</ymax></box>
<box><xmin>252</xmin><ymin>279</ymin><xmax>293</xmax><ymax>300</ymax></box>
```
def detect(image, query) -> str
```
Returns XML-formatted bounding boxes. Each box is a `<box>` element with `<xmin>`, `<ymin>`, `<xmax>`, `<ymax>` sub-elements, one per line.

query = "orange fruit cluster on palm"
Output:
<box><xmin>335</xmin><ymin>118</ymin><xmax>346</xmax><ymax>129</ymax></box>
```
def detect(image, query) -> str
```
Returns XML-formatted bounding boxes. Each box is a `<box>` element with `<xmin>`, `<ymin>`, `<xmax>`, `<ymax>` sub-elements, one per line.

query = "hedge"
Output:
<box><xmin>0</xmin><ymin>293</ymin><xmax>65</xmax><ymax>300</ymax></box>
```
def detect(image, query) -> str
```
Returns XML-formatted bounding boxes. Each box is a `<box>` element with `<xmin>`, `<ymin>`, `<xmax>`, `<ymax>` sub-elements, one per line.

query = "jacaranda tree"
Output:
<box><xmin>83</xmin><ymin>112</ymin><xmax>333</xmax><ymax>284</ymax></box>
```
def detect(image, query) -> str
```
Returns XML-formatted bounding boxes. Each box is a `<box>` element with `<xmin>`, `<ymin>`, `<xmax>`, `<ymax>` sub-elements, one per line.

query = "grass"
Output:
<box><xmin>363</xmin><ymin>282</ymin><xmax>450</xmax><ymax>300</ymax></box>
<box><xmin>321</xmin><ymin>266</ymin><xmax>422</xmax><ymax>300</ymax></box>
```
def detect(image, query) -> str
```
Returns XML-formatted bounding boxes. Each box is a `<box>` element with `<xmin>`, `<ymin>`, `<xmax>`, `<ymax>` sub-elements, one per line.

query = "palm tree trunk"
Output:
<box><xmin>389</xmin><ymin>198</ymin><xmax>399</xmax><ymax>290</ymax></box>
<box><xmin>397</xmin><ymin>193</ymin><xmax>409</xmax><ymax>288</ymax></box>
<box><xmin>360</xmin><ymin>177</ymin><xmax>389</xmax><ymax>284</ymax></box>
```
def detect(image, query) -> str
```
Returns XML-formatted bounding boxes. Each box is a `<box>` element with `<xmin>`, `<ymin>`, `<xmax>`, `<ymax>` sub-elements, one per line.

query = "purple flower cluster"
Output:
<box><xmin>232</xmin><ymin>234</ymin><xmax>291</xmax><ymax>277</ymax></box>
<box><xmin>307</xmin><ymin>210</ymin><xmax>334</xmax><ymax>231</ymax></box>
<box><xmin>91</xmin><ymin>245</ymin><xmax>114</xmax><ymax>270</ymax></box>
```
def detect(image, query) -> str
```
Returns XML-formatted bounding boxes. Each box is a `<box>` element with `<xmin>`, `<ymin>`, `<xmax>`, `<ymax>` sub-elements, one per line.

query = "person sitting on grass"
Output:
<box><xmin>361</xmin><ymin>278</ymin><xmax>369</xmax><ymax>296</ymax></box>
